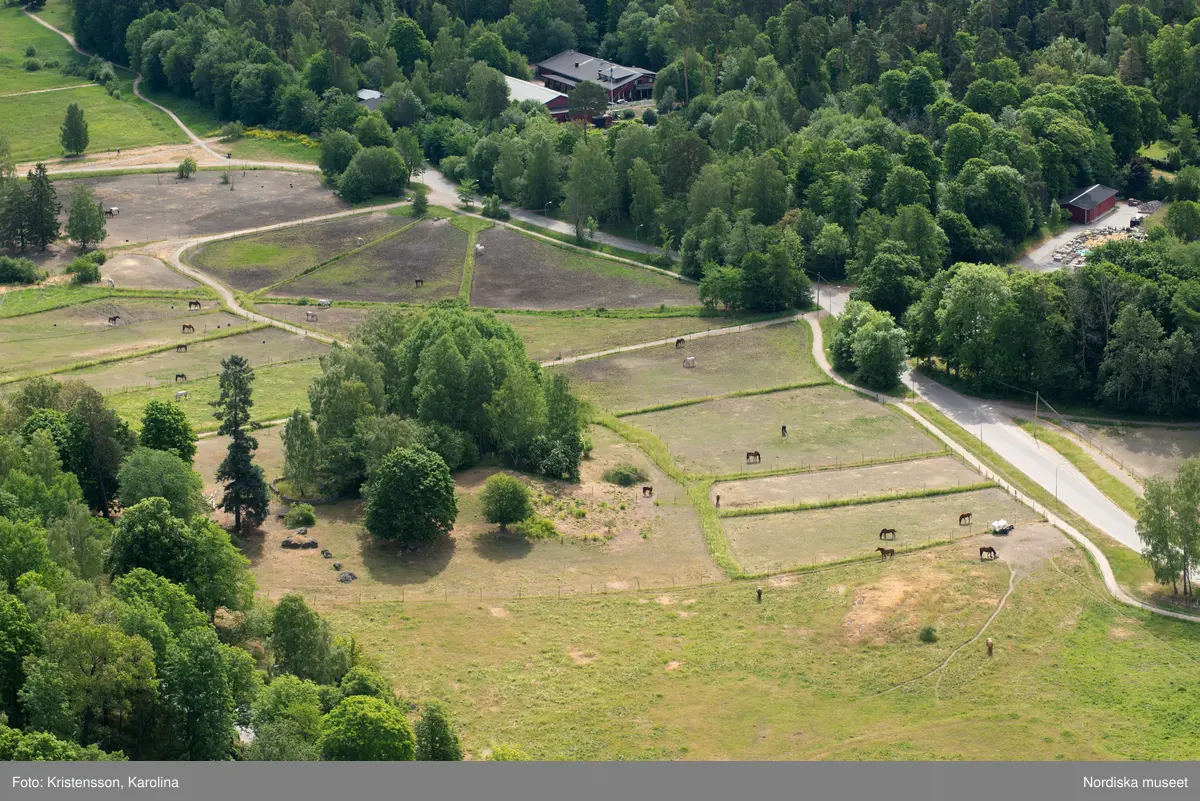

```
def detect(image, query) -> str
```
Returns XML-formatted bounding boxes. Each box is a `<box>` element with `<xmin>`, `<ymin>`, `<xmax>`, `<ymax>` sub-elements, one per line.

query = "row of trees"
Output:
<box><xmin>0</xmin><ymin>135</ymin><xmax>109</xmax><ymax>254</ymax></box>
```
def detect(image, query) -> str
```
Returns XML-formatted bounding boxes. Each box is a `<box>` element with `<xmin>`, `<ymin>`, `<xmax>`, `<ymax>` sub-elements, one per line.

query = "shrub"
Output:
<box><xmin>84</xmin><ymin>249</ymin><xmax>107</xmax><ymax>265</ymax></box>
<box><xmin>411</xmin><ymin>186</ymin><xmax>429</xmax><ymax>217</ymax></box>
<box><xmin>918</xmin><ymin>625</ymin><xmax>938</xmax><ymax>643</ymax></box>
<box><xmin>22</xmin><ymin>59</ymin><xmax>41</xmax><ymax>71</ymax></box>
<box><xmin>510</xmin><ymin>515</ymin><xmax>559</xmax><ymax>540</ymax></box>
<box><xmin>177</xmin><ymin>157</ymin><xmax>198</xmax><ymax>179</ymax></box>
<box><xmin>482</xmin><ymin>194</ymin><xmax>509</xmax><ymax>219</ymax></box>
<box><xmin>220</xmin><ymin>169</ymin><xmax>232</xmax><ymax>185</ymax></box>
<box><xmin>642</xmin><ymin>108</ymin><xmax>658</xmax><ymax>125</ymax></box>
<box><xmin>284</xmin><ymin>504</ymin><xmax>317</xmax><ymax>527</ymax></box>
<box><xmin>479</xmin><ymin>473</ymin><xmax>532</xmax><ymax>531</ymax></box>
<box><xmin>219</xmin><ymin>121</ymin><xmax>246</xmax><ymax>141</ymax></box>
<box><xmin>622</xmin><ymin>109</ymin><xmax>635</xmax><ymax>119</ymax></box>
<box><xmin>0</xmin><ymin>256</ymin><xmax>47</xmax><ymax>285</ymax></box>
<box><xmin>24</xmin><ymin>44</ymin><xmax>37</xmax><ymax>57</ymax></box>
<box><xmin>66</xmin><ymin>257</ymin><xmax>101</xmax><ymax>284</ymax></box>
<box><xmin>602</xmin><ymin>462</ymin><xmax>647</xmax><ymax>487</ymax></box>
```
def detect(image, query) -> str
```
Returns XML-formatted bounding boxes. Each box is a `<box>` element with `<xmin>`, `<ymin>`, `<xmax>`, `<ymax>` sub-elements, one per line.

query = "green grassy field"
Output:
<box><xmin>107</xmin><ymin>358</ymin><xmax>320</xmax><ymax>432</ymax></box>
<box><xmin>557</xmin><ymin>322</ymin><xmax>821</xmax><ymax>412</ymax></box>
<box><xmin>0</xmin><ymin>81</ymin><xmax>187</xmax><ymax>161</ymax></box>
<box><xmin>0</xmin><ymin>6</ymin><xmax>85</xmax><ymax>95</ymax></box>
<box><xmin>0</xmin><ymin>298</ymin><xmax>237</xmax><ymax>379</ymax></box>
<box><xmin>0</xmin><ymin>286</ymin><xmax>211</xmax><ymax>319</ymax></box>
<box><xmin>626</xmin><ymin>385</ymin><xmax>941</xmax><ymax>477</ymax></box>
<box><xmin>229</xmin><ymin>135</ymin><xmax>320</xmax><ymax>164</ymax></box>
<box><xmin>189</xmin><ymin>213</ymin><xmax>405</xmax><ymax>292</ymax></box>
<box><xmin>723</xmin><ymin>488</ymin><xmax>1035</xmax><ymax>572</ymax></box>
<box><xmin>32</xmin><ymin>0</ymin><xmax>72</xmax><ymax>33</ymax></box>
<box><xmin>315</xmin><ymin>535</ymin><xmax>1200</xmax><ymax>760</ymax></box>
<box><xmin>62</xmin><ymin>326</ymin><xmax>329</xmax><ymax>391</ymax></box>
<box><xmin>505</xmin><ymin>312</ymin><xmax>782</xmax><ymax>363</ymax></box>
<box><xmin>136</xmin><ymin>86</ymin><xmax>224</xmax><ymax>139</ymax></box>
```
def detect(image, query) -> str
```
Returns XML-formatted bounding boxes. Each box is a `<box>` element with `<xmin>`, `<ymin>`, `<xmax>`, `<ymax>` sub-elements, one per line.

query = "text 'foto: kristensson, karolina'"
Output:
<box><xmin>13</xmin><ymin>776</ymin><xmax>180</xmax><ymax>790</ymax></box>
<box><xmin>1084</xmin><ymin>776</ymin><xmax>1189</xmax><ymax>789</ymax></box>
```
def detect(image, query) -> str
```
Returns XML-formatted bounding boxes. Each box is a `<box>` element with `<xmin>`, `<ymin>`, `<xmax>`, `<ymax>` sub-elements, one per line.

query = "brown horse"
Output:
<box><xmin>176</xmin><ymin>344</ymin><xmax>187</xmax><ymax>353</ymax></box>
<box><xmin>675</xmin><ymin>337</ymin><xmax>685</xmax><ymax>349</ymax></box>
<box><xmin>174</xmin><ymin>373</ymin><xmax>187</xmax><ymax>382</ymax></box>
<box><xmin>979</xmin><ymin>546</ymin><xmax>997</xmax><ymax>560</ymax></box>
<box><xmin>876</xmin><ymin>547</ymin><xmax>895</xmax><ymax>560</ymax></box>
<box><xmin>181</xmin><ymin>324</ymin><xmax>194</xmax><ymax>334</ymax></box>
<box><xmin>959</xmin><ymin>512</ymin><xmax>972</xmax><ymax>525</ymax></box>
<box><xmin>188</xmin><ymin>300</ymin><xmax>202</xmax><ymax>310</ymax></box>
<box><xmin>415</xmin><ymin>278</ymin><xmax>424</xmax><ymax>287</ymax></box>
<box><xmin>641</xmin><ymin>486</ymin><xmax>653</xmax><ymax>497</ymax></box>
<box><xmin>745</xmin><ymin>451</ymin><xmax>761</xmax><ymax>463</ymax></box>
<box><xmin>107</xmin><ymin>315</ymin><xmax>121</xmax><ymax>325</ymax></box>
<box><xmin>879</xmin><ymin>528</ymin><xmax>896</xmax><ymax>540</ymax></box>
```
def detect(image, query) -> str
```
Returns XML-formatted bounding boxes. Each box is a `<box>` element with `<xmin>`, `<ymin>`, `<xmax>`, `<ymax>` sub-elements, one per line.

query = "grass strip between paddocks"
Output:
<box><xmin>717</xmin><ymin>481</ymin><xmax>998</xmax><ymax>518</ymax></box>
<box><xmin>0</xmin><ymin>286</ymin><xmax>214</xmax><ymax>319</ymax></box>
<box><xmin>1013</xmin><ymin>417</ymin><xmax>1141</xmax><ymax>518</ymax></box>
<box><xmin>459</xmin><ymin>230</ymin><xmax>478</xmax><ymax>303</ymax></box>
<box><xmin>707</xmin><ymin>448</ymin><xmax>951</xmax><ymax>483</ymax></box>
<box><xmin>0</xmin><ymin>321</ymin><xmax>270</xmax><ymax>386</ymax></box>
<box><xmin>614</xmin><ymin>378</ymin><xmax>834</xmax><ymax>417</ymax></box>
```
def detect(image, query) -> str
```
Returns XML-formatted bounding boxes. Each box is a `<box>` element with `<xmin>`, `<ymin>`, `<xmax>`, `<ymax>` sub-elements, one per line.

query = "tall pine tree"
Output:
<box><xmin>211</xmin><ymin>355</ymin><xmax>269</xmax><ymax>532</ymax></box>
<box><xmin>25</xmin><ymin>164</ymin><xmax>60</xmax><ymax>251</ymax></box>
<box><xmin>59</xmin><ymin>102</ymin><xmax>89</xmax><ymax>156</ymax></box>
<box><xmin>0</xmin><ymin>178</ymin><xmax>30</xmax><ymax>251</ymax></box>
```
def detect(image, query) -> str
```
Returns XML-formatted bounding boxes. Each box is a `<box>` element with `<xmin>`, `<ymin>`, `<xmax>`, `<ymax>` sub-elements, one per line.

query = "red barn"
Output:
<box><xmin>535</xmin><ymin>50</ymin><xmax>656</xmax><ymax>103</ymax></box>
<box><xmin>1060</xmin><ymin>184</ymin><xmax>1117</xmax><ymax>224</ymax></box>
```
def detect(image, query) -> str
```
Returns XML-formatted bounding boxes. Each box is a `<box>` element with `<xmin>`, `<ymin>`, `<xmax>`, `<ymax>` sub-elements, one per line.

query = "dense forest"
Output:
<box><xmin>0</xmin><ymin>365</ymin><xmax>477</xmax><ymax>762</ymax></box>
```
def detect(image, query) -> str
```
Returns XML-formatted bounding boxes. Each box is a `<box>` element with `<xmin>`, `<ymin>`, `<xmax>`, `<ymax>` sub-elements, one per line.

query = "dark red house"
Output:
<box><xmin>535</xmin><ymin>50</ymin><xmax>656</xmax><ymax>103</ymax></box>
<box><xmin>1060</xmin><ymin>184</ymin><xmax>1118</xmax><ymax>224</ymax></box>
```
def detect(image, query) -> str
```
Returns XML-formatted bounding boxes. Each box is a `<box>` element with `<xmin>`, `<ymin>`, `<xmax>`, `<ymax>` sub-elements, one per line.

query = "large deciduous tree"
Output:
<box><xmin>363</xmin><ymin>446</ymin><xmax>457</xmax><ymax>545</ymax></box>
<box><xmin>59</xmin><ymin>103</ymin><xmax>89</xmax><ymax>156</ymax></box>
<box><xmin>319</xmin><ymin>696</ymin><xmax>415</xmax><ymax>761</ymax></box>
<box><xmin>65</xmin><ymin>184</ymin><xmax>106</xmax><ymax>251</ymax></box>
<box><xmin>139</xmin><ymin>399</ymin><xmax>196</xmax><ymax>462</ymax></box>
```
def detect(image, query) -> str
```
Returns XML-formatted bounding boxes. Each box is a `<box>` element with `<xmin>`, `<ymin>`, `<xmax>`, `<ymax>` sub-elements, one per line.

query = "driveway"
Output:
<box><xmin>1018</xmin><ymin>201</ymin><xmax>1142</xmax><ymax>271</ymax></box>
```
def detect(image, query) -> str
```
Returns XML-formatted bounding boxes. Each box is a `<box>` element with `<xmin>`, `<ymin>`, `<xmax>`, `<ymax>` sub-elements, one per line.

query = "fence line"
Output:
<box><xmin>1036</xmin><ymin>397</ymin><xmax>1148</xmax><ymax>486</ymax></box>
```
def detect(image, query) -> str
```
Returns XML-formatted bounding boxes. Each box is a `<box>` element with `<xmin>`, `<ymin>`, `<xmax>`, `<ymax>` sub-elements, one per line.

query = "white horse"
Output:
<box><xmin>175</xmin><ymin>390</ymin><xmax>188</xmax><ymax>401</ymax></box>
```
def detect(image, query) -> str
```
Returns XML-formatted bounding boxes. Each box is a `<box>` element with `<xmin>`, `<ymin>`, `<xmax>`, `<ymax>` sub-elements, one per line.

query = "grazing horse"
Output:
<box><xmin>174</xmin><ymin>373</ymin><xmax>187</xmax><ymax>382</ymax></box>
<box><xmin>675</xmin><ymin>337</ymin><xmax>685</xmax><ymax>349</ymax></box>
<box><xmin>188</xmin><ymin>300</ymin><xmax>201</xmax><ymax>310</ymax></box>
<box><xmin>318</xmin><ymin>299</ymin><xmax>331</xmax><ymax>308</ymax></box>
<box><xmin>986</xmin><ymin>637</ymin><xmax>994</xmax><ymax>657</ymax></box>
<box><xmin>414</xmin><ymin>278</ymin><xmax>424</xmax><ymax>287</ymax></box>
<box><xmin>959</xmin><ymin>512</ymin><xmax>972</xmax><ymax>525</ymax></box>
<box><xmin>979</xmin><ymin>546</ymin><xmax>997</xmax><ymax>560</ymax></box>
<box><xmin>876</xmin><ymin>547</ymin><xmax>895</xmax><ymax>560</ymax></box>
<box><xmin>682</xmin><ymin>356</ymin><xmax>696</xmax><ymax>368</ymax></box>
<box><xmin>107</xmin><ymin>315</ymin><xmax>121</xmax><ymax>325</ymax></box>
<box><xmin>176</xmin><ymin>344</ymin><xmax>187</xmax><ymax>353</ymax></box>
<box><xmin>641</xmin><ymin>486</ymin><xmax>653</xmax><ymax>497</ymax></box>
<box><xmin>305</xmin><ymin>311</ymin><xmax>318</xmax><ymax>322</ymax></box>
<box><xmin>181</xmin><ymin>324</ymin><xmax>194</xmax><ymax>333</ymax></box>
<box><xmin>879</xmin><ymin>528</ymin><xmax>896</xmax><ymax>540</ymax></box>
<box><xmin>745</xmin><ymin>451</ymin><xmax>761</xmax><ymax>464</ymax></box>
<box><xmin>781</xmin><ymin>424</ymin><xmax>788</xmax><ymax>438</ymax></box>
<box><xmin>715</xmin><ymin>494</ymin><xmax>721</xmax><ymax>509</ymax></box>
<box><xmin>174</xmin><ymin>390</ymin><xmax>188</xmax><ymax>401</ymax></box>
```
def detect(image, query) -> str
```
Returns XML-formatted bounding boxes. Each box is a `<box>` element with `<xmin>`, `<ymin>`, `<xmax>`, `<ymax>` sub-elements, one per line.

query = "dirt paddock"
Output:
<box><xmin>56</xmin><ymin>170</ymin><xmax>346</xmax><ymax>246</ymax></box>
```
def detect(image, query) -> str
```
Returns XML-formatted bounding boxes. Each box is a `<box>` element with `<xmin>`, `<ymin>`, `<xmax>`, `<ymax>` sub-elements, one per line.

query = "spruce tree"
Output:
<box><xmin>59</xmin><ymin>103</ymin><xmax>89</xmax><ymax>156</ymax></box>
<box><xmin>65</xmin><ymin>183</ymin><xmax>105</xmax><ymax>251</ymax></box>
<box><xmin>0</xmin><ymin>179</ymin><xmax>30</xmax><ymax>251</ymax></box>
<box><xmin>25</xmin><ymin>164</ymin><xmax>60</xmax><ymax>251</ymax></box>
<box><xmin>211</xmin><ymin>355</ymin><xmax>269</xmax><ymax>532</ymax></box>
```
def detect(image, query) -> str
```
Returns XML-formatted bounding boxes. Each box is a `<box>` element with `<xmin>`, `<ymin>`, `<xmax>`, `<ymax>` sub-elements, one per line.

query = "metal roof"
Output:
<box><xmin>1061</xmin><ymin>184</ymin><xmax>1117</xmax><ymax>211</ymax></box>
<box><xmin>504</xmin><ymin>75</ymin><xmax>566</xmax><ymax>106</ymax></box>
<box><xmin>536</xmin><ymin>50</ymin><xmax>654</xmax><ymax>89</ymax></box>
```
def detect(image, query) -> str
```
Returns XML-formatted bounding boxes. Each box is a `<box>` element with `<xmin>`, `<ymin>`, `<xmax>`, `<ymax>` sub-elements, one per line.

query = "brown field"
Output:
<box><xmin>471</xmin><ymin>227</ymin><xmax>699</xmax><ymax>310</ymax></box>
<box><xmin>501</xmin><ymin>313</ymin><xmax>763</xmax><ymax>362</ymax></box>
<box><xmin>557</xmin><ymin>322</ymin><xmax>820</xmax><ymax>412</ymax></box>
<box><xmin>58</xmin><ymin>171</ymin><xmax>348</xmax><ymax>247</ymax></box>
<box><xmin>1076</xmin><ymin>422</ymin><xmax>1200</xmax><ymax>479</ymax></box>
<box><xmin>712</xmin><ymin>456</ymin><xmax>982</xmax><ymax>509</ymax></box>
<box><xmin>198</xmin><ymin>426</ymin><xmax>721</xmax><ymax>602</ymax></box>
<box><xmin>60</xmin><ymin>326</ymin><xmax>328</xmax><ymax>391</ymax></box>
<box><xmin>626</xmin><ymin>385</ymin><xmax>941</xmax><ymax>477</ymax></box>
<box><xmin>188</xmin><ymin>212</ymin><xmax>406</xmax><ymax>292</ymax></box>
<box><xmin>0</xmin><ymin>298</ymin><xmax>235</xmax><ymax>377</ymax></box>
<box><xmin>272</xmin><ymin>219</ymin><xmax>467</xmax><ymax>303</ymax></box>
<box><xmin>258</xmin><ymin>303</ymin><xmax>376</xmax><ymax>340</ymax></box>
<box><xmin>101</xmin><ymin>254</ymin><xmax>198</xmax><ymax>290</ymax></box>
<box><xmin>723</xmin><ymin>488</ymin><xmax>1038</xmax><ymax>572</ymax></box>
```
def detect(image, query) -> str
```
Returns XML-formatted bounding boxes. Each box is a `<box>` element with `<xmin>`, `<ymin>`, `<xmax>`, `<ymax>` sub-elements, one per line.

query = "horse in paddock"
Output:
<box><xmin>176</xmin><ymin>344</ymin><xmax>187</xmax><ymax>353</ymax></box>
<box><xmin>174</xmin><ymin>373</ymin><xmax>187</xmax><ymax>382</ymax></box>
<box><xmin>641</xmin><ymin>486</ymin><xmax>653</xmax><ymax>497</ymax></box>
<box><xmin>879</xmin><ymin>528</ymin><xmax>896</xmax><ymax>540</ymax></box>
<box><xmin>675</xmin><ymin>337</ymin><xmax>685</xmax><ymax>349</ymax></box>
<box><xmin>415</xmin><ymin>278</ymin><xmax>424</xmax><ymax>287</ymax></box>
<box><xmin>305</xmin><ymin>311</ymin><xmax>318</xmax><ymax>322</ymax></box>
<box><xmin>745</xmin><ymin>451</ymin><xmax>762</xmax><ymax>464</ymax></box>
<box><xmin>781</xmin><ymin>424</ymin><xmax>788</xmax><ymax>438</ymax></box>
<box><xmin>107</xmin><ymin>315</ymin><xmax>121</xmax><ymax>325</ymax></box>
<box><xmin>979</xmin><ymin>546</ymin><xmax>997</xmax><ymax>561</ymax></box>
<box><xmin>188</xmin><ymin>300</ymin><xmax>202</xmax><ymax>310</ymax></box>
<box><xmin>175</xmin><ymin>390</ymin><xmax>188</xmax><ymax>401</ymax></box>
<box><xmin>182</xmin><ymin>324</ymin><xmax>194</xmax><ymax>333</ymax></box>
<box><xmin>876</xmin><ymin>547</ymin><xmax>895</xmax><ymax>560</ymax></box>
<box><xmin>959</xmin><ymin>512</ymin><xmax>972</xmax><ymax>525</ymax></box>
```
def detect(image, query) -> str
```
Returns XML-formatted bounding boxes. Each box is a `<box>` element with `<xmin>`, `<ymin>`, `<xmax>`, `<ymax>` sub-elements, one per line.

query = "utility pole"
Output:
<box><xmin>1033</xmin><ymin>391</ymin><xmax>1039</xmax><ymax>444</ymax></box>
